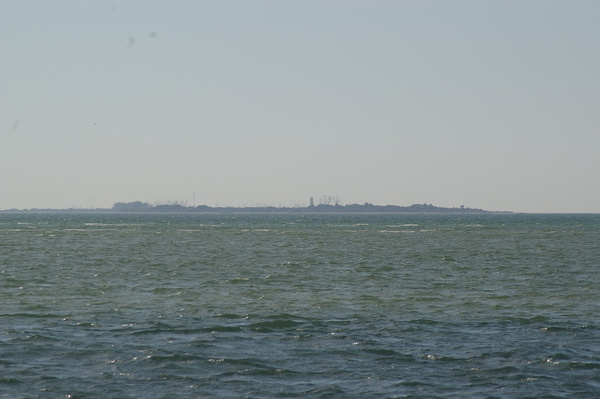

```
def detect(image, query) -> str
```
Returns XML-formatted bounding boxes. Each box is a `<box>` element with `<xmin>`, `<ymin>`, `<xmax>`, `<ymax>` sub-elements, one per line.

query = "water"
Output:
<box><xmin>1</xmin><ymin>212</ymin><xmax>599</xmax><ymax>398</ymax></box>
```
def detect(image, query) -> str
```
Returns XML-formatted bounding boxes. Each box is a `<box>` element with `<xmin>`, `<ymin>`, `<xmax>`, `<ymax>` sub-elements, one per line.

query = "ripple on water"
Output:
<box><xmin>1</xmin><ymin>213</ymin><xmax>600</xmax><ymax>398</ymax></box>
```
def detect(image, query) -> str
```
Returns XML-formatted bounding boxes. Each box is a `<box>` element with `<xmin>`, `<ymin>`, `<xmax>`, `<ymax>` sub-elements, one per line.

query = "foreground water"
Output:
<box><xmin>1</xmin><ymin>212</ymin><xmax>599</xmax><ymax>398</ymax></box>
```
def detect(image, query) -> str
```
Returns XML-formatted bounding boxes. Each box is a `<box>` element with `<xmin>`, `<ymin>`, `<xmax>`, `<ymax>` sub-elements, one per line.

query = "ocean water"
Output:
<box><xmin>1</xmin><ymin>212</ymin><xmax>599</xmax><ymax>398</ymax></box>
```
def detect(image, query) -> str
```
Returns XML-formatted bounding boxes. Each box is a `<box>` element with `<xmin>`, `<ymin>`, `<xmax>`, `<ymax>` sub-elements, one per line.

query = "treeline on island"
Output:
<box><xmin>111</xmin><ymin>201</ymin><xmax>500</xmax><ymax>213</ymax></box>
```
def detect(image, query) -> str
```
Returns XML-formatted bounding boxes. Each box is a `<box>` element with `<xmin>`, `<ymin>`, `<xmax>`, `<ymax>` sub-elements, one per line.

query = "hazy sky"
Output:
<box><xmin>2</xmin><ymin>0</ymin><xmax>599</xmax><ymax>212</ymax></box>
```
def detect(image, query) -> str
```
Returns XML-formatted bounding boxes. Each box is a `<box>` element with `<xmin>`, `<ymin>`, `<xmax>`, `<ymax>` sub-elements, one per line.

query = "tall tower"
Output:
<box><xmin>309</xmin><ymin>197</ymin><xmax>314</xmax><ymax>207</ymax></box>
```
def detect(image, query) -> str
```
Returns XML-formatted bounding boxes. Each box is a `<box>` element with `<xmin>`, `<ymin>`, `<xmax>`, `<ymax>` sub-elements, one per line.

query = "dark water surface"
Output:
<box><xmin>1</xmin><ymin>213</ymin><xmax>599</xmax><ymax>398</ymax></box>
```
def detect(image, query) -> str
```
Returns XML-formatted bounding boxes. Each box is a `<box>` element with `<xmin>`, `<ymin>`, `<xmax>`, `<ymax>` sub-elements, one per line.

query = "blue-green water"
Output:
<box><xmin>1</xmin><ymin>213</ymin><xmax>599</xmax><ymax>398</ymax></box>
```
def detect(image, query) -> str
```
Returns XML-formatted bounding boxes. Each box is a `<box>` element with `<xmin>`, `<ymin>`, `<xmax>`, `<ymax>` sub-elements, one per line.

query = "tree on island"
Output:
<box><xmin>112</xmin><ymin>201</ymin><xmax>150</xmax><ymax>212</ymax></box>
<box><xmin>319</xmin><ymin>195</ymin><xmax>341</xmax><ymax>206</ymax></box>
<box><xmin>108</xmin><ymin>199</ymin><xmax>501</xmax><ymax>214</ymax></box>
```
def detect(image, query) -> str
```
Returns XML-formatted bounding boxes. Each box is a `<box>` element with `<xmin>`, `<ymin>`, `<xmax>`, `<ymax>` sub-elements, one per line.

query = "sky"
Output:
<box><xmin>2</xmin><ymin>0</ymin><xmax>599</xmax><ymax>213</ymax></box>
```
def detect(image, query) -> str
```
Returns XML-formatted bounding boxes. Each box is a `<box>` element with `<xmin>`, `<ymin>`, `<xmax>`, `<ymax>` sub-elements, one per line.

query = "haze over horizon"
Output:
<box><xmin>2</xmin><ymin>1</ymin><xmax>599</xmax><ymax>213</ymax></box>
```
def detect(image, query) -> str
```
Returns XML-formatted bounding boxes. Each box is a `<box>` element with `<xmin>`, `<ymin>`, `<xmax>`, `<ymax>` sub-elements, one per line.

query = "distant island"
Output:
<box><xmin>1</xmin><ymin>201</ymin><xmax>510</xmax><ymax>213</ymax></box>
<box><xmin>110</xmin><ymin>201</ymin><xmax>508</xmax><ymax>213</ymax></box>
